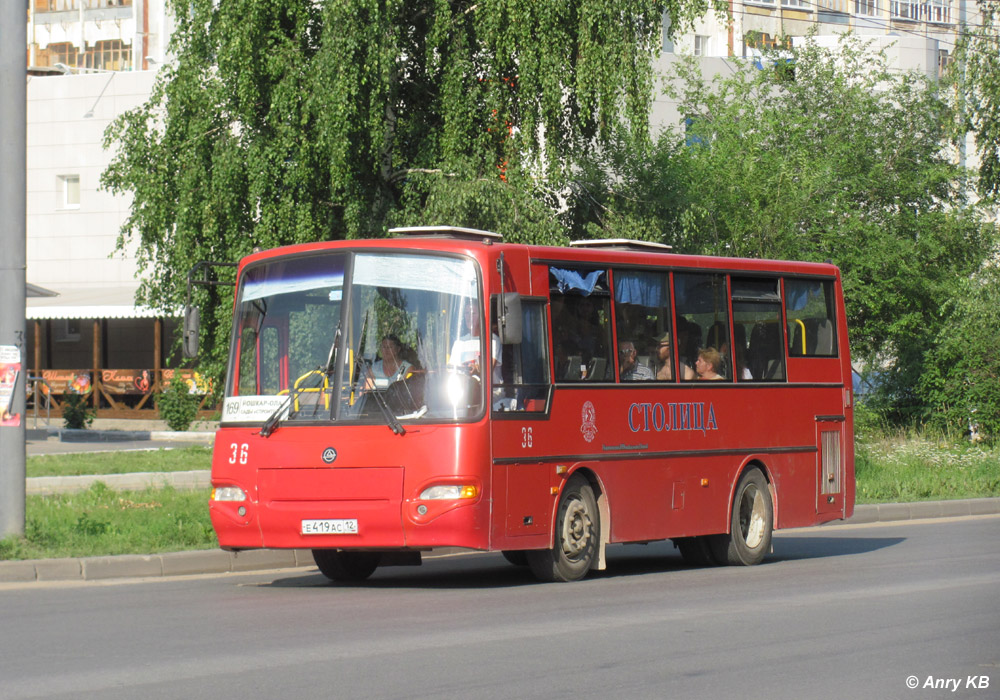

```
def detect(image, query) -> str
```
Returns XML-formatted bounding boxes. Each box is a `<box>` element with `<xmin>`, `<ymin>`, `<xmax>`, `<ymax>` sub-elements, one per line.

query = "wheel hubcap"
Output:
<box><xmin>739</xmin><ymin>485</ymin><xmax>766</xmax><ymax>550</ymax></box>
<box><xmin>561</xmin><ymin>497</ymin><xmax>593</xmax><ymax>562</ymax></box>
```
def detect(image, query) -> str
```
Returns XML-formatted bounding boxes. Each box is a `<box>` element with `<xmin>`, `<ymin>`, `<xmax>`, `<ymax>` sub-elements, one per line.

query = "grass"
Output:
<box><xmin>855</xmin><ymin>434</ymin><xmax>1000</xmax><ymax>504</ymax></box>
<box><xmin>2</xmin><ymin>433</ymin><xmax>997</xmax><ymax>561</ymax></box>
<box><xmin>27</xmin><ymin>446</ymin><xmax>212</xmax><ymax>477</ymax></box>
<box><xmin>0</xmin><ymin>482</ymin><xmax>215</xmax><ymax>561</ymax></box>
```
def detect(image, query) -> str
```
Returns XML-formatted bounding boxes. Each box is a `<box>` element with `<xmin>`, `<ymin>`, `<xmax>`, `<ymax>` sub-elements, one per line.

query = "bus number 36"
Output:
<box><xmin>521</xmin><ymin>427</ymin><xmax>533</xmax><ymax>449</ymax></box>
<box><xmin>229</xmin><ymin>443</ymin><xmax>249</xmax><ymax>465</ymax></box>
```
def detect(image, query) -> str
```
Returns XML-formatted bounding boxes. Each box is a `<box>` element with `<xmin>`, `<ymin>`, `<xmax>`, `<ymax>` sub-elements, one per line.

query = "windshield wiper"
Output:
<box><xmin>258</xmin><ymin>323</ymin><xmax>341</xmax><ymax>438</ymax></box>
<box><xmin>353</xmin><ymin>354</ymin><xmax>406</xmax><ymax>436</ymax></box>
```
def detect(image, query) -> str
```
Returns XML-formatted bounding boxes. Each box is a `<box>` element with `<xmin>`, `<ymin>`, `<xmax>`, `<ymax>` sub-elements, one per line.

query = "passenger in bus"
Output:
<box><xmin>653</xmin><ymin>332</ymin><xmax>673</xmax><ymax>381</ymax></box>
<box><xmin>360</xmin><ymin>334</ymin><xmax>414</xmax><ymax>390</ymax></box>
<box><xmin>695</xmin><ymin>347</ymin><xmax>725</xmax><ymax>380</ymax></box>
<box><xmin>619</xmin><ymin>341</ymin><xmax>654</xmax><ymax>381</ymax></box>
<box><xmin>449</xmin><ymin>302</ymin><xmax>502</xmax><ymax>384</ymax></box>
<box><xmin>676</xmin><ymin>318</ymin><xmax>699</xmax><ymax>381</ymax></box>
<box><xmin>733</xmin><ymin>324</ymin><xmax>752</xmax><ymax>380</ymax></box>
<box><xmin>706</xmin><ymin>320</ymin><xmax>733</xmax><ymax>379</ymax></box>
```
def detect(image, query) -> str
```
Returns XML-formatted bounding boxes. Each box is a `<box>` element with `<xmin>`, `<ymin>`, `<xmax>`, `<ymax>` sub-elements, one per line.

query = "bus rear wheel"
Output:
<box><xmin>710</xmin><ymin>468</ymin><xmax>773</xmax><ymax>566</ymax></box>
<box><xmin>526</xmin><ymin>475</ymin><xmax>599</xmax><ymax>582</ymax></box>
<box><xmin>312</xmin><ymin>549</ymin><xmax>381</xmax><ymax>582</ymax></box>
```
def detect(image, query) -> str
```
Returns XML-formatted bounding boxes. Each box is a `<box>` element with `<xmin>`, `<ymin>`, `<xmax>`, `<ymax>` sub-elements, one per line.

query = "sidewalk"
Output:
<box><xmin>2</xmin><ymin>498</ymin><xmax>998</xmax><ymax>584</ymax></box>
<box><xmin>26</xmin><ymin>417</ymin><xmax>218</xmax><ymax>445</ymax></box>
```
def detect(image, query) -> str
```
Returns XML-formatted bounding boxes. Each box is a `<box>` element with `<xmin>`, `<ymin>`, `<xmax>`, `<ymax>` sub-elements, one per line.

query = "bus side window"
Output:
<box><xmin>732</xmin><ymin>277</ymin><xmax>784</xmax><ymax>382</ymax></box>
<box><xmin>785</xmin><ymin>279</ymin><xmax>838</xmax><ymax>357</ymax></box>
<box><xmin>549</xmin><ymin>268</ymin><xmax>614</xmax><ymax>382</ymax></box>
<box><xmin>493</xmin><ymin>299</ymin><xmax>550</xmax><ymax>412</ymax></box>
<box><xmin>613</xmin><ymin>269</ymin><xmax>672</xmax><ymax>381</ymax></box>
<box><xmin>674</xmin><ymin>273</ymin><xmax>732</xmax><ymax>381</ymax></box>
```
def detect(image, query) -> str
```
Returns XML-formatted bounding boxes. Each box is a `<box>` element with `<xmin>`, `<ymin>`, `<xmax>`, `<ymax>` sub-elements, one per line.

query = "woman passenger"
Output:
<box><xmin>695</xmin><ymin>347</ymin><xmax>725</xmax><ymax>381</ymax></box>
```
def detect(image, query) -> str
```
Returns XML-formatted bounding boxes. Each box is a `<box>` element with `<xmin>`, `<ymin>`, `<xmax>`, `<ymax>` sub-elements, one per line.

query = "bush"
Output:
<box><xmin>917</xmin><ymin>263</ymin><xmax>1000</xmax><ymax>442</ymax></box>
<box><xmin>62</xmin><ymin>393</ymin><xmax>94</xmax><ymax>430</ymax></box>
<box><xmin>157</xmin><ymin>379</ymin><xmax>199</xmax><ymax>432</ymax></box>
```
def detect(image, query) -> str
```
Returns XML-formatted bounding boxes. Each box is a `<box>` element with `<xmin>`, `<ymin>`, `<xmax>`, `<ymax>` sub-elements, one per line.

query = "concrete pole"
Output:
<box><xmin>0</xmin><ymin>2</ymin><xmax>28</xmax><ymax>538</ymax></box>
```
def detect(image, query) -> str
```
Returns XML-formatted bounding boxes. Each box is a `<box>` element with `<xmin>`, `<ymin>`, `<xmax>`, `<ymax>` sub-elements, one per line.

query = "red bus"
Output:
<box><xmin>208</xmin><ymin>227</ymin><xmax>854</xmax><ymax>582</ymax></box>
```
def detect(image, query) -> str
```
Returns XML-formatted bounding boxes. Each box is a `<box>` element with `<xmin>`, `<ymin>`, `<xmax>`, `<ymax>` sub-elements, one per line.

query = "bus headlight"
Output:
<box><xmin>419</xmin><ymin>484</ymin><xmax>478</xmax><ymax>500</ymax></box>
<box><xmin>212</xmin><ymin>486</ymin><xmax>247</xmax><ymax>502</ymax></box>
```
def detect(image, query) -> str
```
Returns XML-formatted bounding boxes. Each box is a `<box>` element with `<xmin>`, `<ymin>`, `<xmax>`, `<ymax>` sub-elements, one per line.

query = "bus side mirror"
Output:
<box><xmin>496</xmin><ymin>293</ymin><xmax>522</xmax><ymax>345</ymax></box>
<box><xmin>182</xmin><ymin>306</ymin><xmax>200</xmax><ymax>358</ymax></box>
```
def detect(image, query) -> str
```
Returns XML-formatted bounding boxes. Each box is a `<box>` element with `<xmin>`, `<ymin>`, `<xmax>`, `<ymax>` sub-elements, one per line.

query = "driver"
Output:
<box><xmin>361</xmin><ymin>334</ymin><xmax>413</xmax><ymax>390</ymax></box>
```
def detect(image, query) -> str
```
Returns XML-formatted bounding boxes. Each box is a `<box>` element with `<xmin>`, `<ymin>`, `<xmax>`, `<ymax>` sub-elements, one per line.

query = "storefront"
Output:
<box><xmin>25</xmin><ymin>286</ymin><xmax>210</xmax><ymax>420</ymax></box>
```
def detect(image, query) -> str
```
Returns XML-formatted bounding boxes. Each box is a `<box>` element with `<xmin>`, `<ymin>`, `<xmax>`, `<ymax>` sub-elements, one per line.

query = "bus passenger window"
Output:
<box><xmin>674</xmin><ymin>273</ymin><xmax>732</xmax><ymax>381</ymax></box>
<box><xmin>493</xmin><ymin>300</ymin><xmax>550</xmax><ymax>412</ymax></box>
<box><xmin>785</xmin><ymin>279</ymin><xmax>838</xmax><ymax>357</ymax></box>
<box><xmin>613</xmin><ymin>269</ymin><xmax>672</xmax><ymax>381</ymax></box>
<box><xmin>549</xmin><ymin>268</ymin><xmax>613</xmax><ymax>382</ymax></box>
<box><xmin>732</xmin><ymin>277</ymin><xmax>784</xmax><ymax>382</ymax></box>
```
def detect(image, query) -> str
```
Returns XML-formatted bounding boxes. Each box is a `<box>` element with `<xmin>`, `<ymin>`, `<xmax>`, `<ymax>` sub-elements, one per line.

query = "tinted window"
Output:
<box><xmin>785</xmin><ymin>279</ymin><xmax>838</xmax><ymax>357</ymax></box>
<box><xmin>613</xmin><ymin>269</ymin><xmax>672</xmax><ymax>382</ymax></box>
<box><xmin>674</xmin><ymin>273</ymin><xmax>731</xmax><ymax>382</ymax></box>
<box><xmin>550</xmin><ymin>268</ymin><xmax>613</xmax><ymax>382</ymax></box>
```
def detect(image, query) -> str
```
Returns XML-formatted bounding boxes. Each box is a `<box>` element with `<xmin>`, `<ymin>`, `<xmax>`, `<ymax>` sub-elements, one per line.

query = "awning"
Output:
<box><xmin>25</xmin><ymin>285</ymin><xmax>171</xmax><ymax>320</ymax></box>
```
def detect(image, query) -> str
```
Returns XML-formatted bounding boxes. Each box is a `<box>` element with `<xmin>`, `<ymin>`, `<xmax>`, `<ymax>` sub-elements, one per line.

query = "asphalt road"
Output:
<box><xmin>1</xmin><ymin>515</ymin><xmax>997</xmax><ymax>700</ymax></box>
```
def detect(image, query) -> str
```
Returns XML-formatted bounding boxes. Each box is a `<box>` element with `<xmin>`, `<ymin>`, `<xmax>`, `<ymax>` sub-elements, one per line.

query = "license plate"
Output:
<box><xmin>301</xmin><ymin>519</ymin><xmax>359</xmax><ymax>535</ymax></box>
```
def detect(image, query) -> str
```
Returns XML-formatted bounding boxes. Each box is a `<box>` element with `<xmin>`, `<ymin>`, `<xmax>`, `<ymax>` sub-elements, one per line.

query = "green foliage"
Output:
<box><xmin>102</xmin><ymin>0</ymin><xmax>726</xmax><ymax>394</ymax></box>
<box><xmin>27</xmin><ymin>446</ymin><xmax>213</xmax><ymax>478</ymax></box>
<box><xmin>157</xmin><ymin>379</ymin><xmax>200</xmax><ymax>432</ymax></box>
<box><xmin>660</xmin><ymin>36</ymin><xmax>990</xmax><ymax>364</ymax></box>
<box><xmin>0</xmin><ymin>484</ymin><xmax>215</xmax><ymax>561</ymax></box>
<box><xmin>62</xmin><ymin>394</ymin><xmax>94</xmax><ymax>430</ymax></box>
<box><xmin>854</xmin><ymin>431</ymin><xmax>1000</xmax><ymax>503</ymax></box>
<box><xmin>915</xmin><ymin>262</ymin><xmax>1000</xmax><ymax>440</ymax></box>
<box><xmin>953</xmin><ymin>1</ymin><xmax>1000</xmax><ymax>201</ymax></box>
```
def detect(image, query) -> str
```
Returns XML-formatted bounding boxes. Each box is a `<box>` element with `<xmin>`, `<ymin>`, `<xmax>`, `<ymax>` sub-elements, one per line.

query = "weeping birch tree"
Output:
<box><xmin>102</xmin><ymin>0</ymin><xmax>725</xmax><ymax>383</ymax></box>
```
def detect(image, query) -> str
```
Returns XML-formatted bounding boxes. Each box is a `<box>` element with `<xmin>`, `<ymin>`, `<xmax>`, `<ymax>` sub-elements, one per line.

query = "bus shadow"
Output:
<box><xmin>266</xmin><ymin>555</ymin><xmax>544</xmax><ymax>590</ymax></box>
<box><xmin>264</xmin><ymin>535</ymin><xmax>906</xmax><ymax>588</ymax></box>
<box><xmin>595</xmin><ymin>535</ymin><xmax>906</xmax><ymax>579</ymax></box>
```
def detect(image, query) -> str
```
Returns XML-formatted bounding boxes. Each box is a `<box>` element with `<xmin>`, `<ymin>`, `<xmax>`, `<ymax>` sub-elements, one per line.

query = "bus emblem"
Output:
<box><xmin>580</xmin><ymin>401</ymin><xmax>598</xmax><ymax>443</ymax></box>
<box><xmin>322</xmin><ymin>448</ymin><xmax>337</xmax><ymax>464</ymax></box>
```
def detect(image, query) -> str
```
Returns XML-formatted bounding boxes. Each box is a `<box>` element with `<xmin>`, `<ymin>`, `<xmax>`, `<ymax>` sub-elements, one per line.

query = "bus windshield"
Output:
<box><xmin>222</xmin><ymin>250</ymin><xmax>487</xmax><ymax>427</ymax></box>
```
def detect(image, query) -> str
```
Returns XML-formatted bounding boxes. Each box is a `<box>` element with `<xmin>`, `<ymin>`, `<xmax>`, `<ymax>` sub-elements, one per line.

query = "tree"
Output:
<box><xmin>586</xmin><ymin>36</ymin><xmax>993</xmax><ymax>424</ymax></box>
<box><xmin>917</xmin><ymin>262</ymin><xmax>1000</xmax><ymax>438</ymax></box>
<box><xmin>102</xmin><ymin>0</ymin><xmax>726</xmax><ymax>385</ymax></box>
<box><xmin>954</xmin><ymin>0</ymin><xmax>1000</xmax><ymax>201</ymax></box>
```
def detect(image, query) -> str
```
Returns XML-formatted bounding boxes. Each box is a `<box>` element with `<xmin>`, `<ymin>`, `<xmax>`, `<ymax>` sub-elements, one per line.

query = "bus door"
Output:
<box><xmin>490</xmin><ymin>296</ymin><xmax>553</xmax><ymax>545</ymax></box>
<box><xmin>816</xmin><ymin>415</ymin><xmax>847</xmax><ymax>516</ymax></box>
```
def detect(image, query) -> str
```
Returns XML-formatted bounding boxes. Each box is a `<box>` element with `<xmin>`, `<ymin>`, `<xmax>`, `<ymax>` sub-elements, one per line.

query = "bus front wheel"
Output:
<box><xmin>312</xmin><ymin>549</ymin><xmax>381</xmax><ymax>582</ymax></box>
<box><xmin>710</xmin><ymin>468</ymin><xmax>773</xmax><ymax>566</ymax></box>
<box><xmin>526</xmin><ymin>475</ymin><xmax>599</xmax><ymax>582</ymax></box>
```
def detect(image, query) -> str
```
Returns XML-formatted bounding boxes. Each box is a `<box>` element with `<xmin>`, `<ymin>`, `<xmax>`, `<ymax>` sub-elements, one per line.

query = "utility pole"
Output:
<box><xmin>0</xmin><ymin>1</ymin><xmax>28</xmax><ymax>538</ymax></box>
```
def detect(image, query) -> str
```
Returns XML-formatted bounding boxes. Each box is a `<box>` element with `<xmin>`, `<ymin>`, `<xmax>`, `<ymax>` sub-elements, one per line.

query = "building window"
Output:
<box><xmin>890</xmin><ymin>0</ymin><xmax>921</xmax><ymax>20</ymax></box>
<box><xmin>854</xmin><ymin>0</ymin><xmax>878</xmax><ymax>15</ymax></box>
<box><xmin>33</xmin><ymin>42</ymin><xmax>79</xmax><ymax>70</ymax></box>
<box><xmin>782</xmin><ymin>0</ymin><xmax>810</xmax><ymax>8</ymax></box>
<box><xmin>82</xmin><ymin>40</ymin><xmax>132</xmax><ymax>72</ymax></box>
<box><xmin>694</xmin><ymin>36</ymin><xmax>708</xmax><ymax>57</ymax></box>
<box><xmin>59</xmin><ymin>175</ymin><xmax>80</xmax><ymax>209</ymax></box>
<box><xmin>34</xmin><ymin>1</ymin><xmax>133</xmax><ymax>10</ymax></box>
<box><xmin>927</xmin><ymin>0</ymin><xmax>952</xmax><ymax>23</ymax></box>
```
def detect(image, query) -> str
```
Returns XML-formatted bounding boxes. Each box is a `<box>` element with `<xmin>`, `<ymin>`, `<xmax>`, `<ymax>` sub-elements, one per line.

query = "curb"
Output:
<box><xmin>0</xmin><ymin>549</ymin><xmax>316</xmax><ymax>584</ymax></box>
<box><xmin>26</xmin><ymin>470</ymin><xmax>211</xmax><ymax>496</ymax></box>
<box><xmin>60</xmin><ymin>429</ymin><xmax>216</xmax><ymax>444</ymax></box>
<box><xmin>2</xmin><ymin>498</ymin><xmax>998</xmax><ymax>584</ymax></box>
<box><xmin>27</xmin><ymin>428</ymin><xmax>215</xmax><ymax>444</ymax></box>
